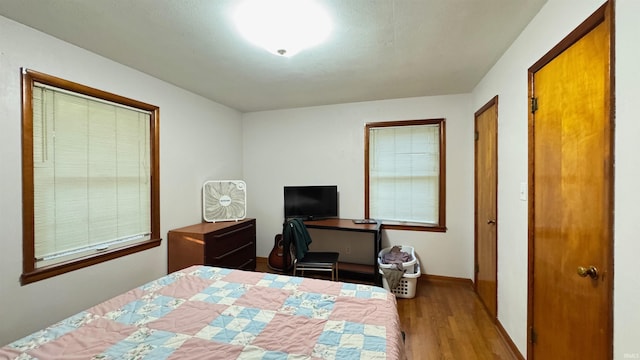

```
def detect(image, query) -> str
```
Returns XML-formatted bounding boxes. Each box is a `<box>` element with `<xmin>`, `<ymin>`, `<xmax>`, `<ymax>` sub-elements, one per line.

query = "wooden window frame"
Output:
<box><xmin>365</xmin><ymin>118</ymin><xmax>447</xmax><ymax>232</ymax></box>
<box><xmin>20</xmin><ymin>69</ymin><xmax>161</xmax><ymax>285</ymax></box>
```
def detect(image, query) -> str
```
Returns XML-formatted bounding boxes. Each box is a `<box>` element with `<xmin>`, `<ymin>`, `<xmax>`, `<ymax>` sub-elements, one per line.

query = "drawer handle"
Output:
<box><xmin>238</xmin><ymin>258</ymin><xmax>254</xmax><ymax>268</ymax></box>
<box><xmin>213</xmin><ymin>241</ymin><xmax>254</xmax><ymax>260</ymax></box>
<box><xmin>212</xmin><ymin>224</ymin><xmax>254</xmax><ymax>238</ymax></box>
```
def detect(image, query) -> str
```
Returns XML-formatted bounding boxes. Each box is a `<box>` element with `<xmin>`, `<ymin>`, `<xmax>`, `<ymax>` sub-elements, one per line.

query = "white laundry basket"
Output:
<box><xmin>378</xmin><ymin>245</ymin><xmax>417</xmax><ymax>274</ymax></box>
<box><xmin>379</xmin><ymin>261</ymin><xmax>421</xmax><ymax>299</ymax></box>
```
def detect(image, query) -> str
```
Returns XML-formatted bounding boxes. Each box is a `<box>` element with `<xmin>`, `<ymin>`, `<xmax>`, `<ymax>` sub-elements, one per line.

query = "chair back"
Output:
<box><xmin>282</xmin><ymin>218</ymin><xmax>313</xmax><ymax>261</ymax></box>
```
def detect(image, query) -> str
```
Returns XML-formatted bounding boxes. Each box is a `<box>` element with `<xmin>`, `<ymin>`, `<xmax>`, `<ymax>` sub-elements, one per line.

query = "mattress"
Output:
<box><xmin>0</xmin><ymin>265</ymin><xmax>406</xmax><ymax>359</ymax></box>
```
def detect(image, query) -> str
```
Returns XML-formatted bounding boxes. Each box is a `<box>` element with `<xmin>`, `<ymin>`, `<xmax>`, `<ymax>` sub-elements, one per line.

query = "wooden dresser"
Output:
<box><xmin>167</xmin><ymin>218</ymin><xmax>256</xmax><ymax>273</ymax></box>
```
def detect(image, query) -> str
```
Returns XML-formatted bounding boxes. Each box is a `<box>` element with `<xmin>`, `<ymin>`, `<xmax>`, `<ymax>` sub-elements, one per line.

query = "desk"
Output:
<box><xmin>304</xmin><ymin>218</ymin><xmax>382</xmax><ymax>285</ymax></box>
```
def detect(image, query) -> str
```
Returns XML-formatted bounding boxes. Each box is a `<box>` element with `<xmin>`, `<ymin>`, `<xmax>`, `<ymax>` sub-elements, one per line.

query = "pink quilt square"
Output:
<box><xmin>222</xmin><ymin>270</ymin><xmax>265</xmax><ymax>285</ymax></box>
<box><xmin>147</xmin><ymin>301</ymin><xmax>228</xmax><ymax>336</ymax></box>
<box><xmin>0</xmin><ymin>347</ymin><xmax>21</xmax><ymax>359</ymax></box>
<box><xmin>297</xmin><ymin>278</ymin><xmax>342</xmax><ymax>296</ymax></box>
<box><xmin>87</xmin><ymin>288</ymin><xmax>146</xmax><ymax>316</ymax></box>
<box><xmin>252</xmin><ymin>313</ymin><xmax>325</xmax><ymax>355</ymax></box>
<box><xmin>234</xmin><ymin>286</ymin><xmax>289</xmax><ymax>311</ymax></box>
<box><xmin>329</xmin><ymin>297</ymin><xmax>393</xmax><ymax>326</ymax></box>
<box><xmin>156</xmin><ymin>275</ymin><xmax>214</xmax><ymax>299</ymax></box>
<box><xmin>27</xmin><ymin>318</ymin><xmax>136</xmax><ymax>360</ymax></box>
<box><xmin>167</xmin><ymin>337</ymin><xmax>244</xmax><ymax>360</ymax></box>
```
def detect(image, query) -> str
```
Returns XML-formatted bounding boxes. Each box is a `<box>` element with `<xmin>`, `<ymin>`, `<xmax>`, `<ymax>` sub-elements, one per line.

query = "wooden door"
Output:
<box><xmin>528</xmin><ymin>3</ymin><xmax>612</xmax><ymax>359</ymax></box>
<box><xmin>474</xmin><ymin>96</ymin><xmax>498</xmax><ymax>318</ymax></box>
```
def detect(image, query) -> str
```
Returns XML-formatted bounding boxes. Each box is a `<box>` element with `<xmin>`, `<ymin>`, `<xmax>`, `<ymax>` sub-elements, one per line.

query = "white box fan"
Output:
<box><xmin>202</xmin><ymin>180</ymin><xmax>247</xmax><ymax>222</ymax></box>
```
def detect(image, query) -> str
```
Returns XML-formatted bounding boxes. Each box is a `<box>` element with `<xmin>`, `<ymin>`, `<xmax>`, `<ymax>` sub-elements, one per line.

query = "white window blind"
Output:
<box><xmin>32</xmin><ymin>84</ymin><xmax>151</xmax><ymax>267</ymax></box>
<box><xmin>369</xmin><ymin>124</ymin><xmax>440</xmax><ymax>224</ymax></box>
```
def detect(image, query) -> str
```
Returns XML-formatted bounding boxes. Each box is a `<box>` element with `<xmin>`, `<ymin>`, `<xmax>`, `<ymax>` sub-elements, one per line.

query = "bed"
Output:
<box><xmin>0</xmin><ymin>265</ymin><xmax>406</xmax><ymax>359</ymax></box>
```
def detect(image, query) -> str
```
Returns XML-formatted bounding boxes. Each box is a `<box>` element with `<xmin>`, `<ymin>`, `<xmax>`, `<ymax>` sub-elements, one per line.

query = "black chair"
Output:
<box><xmin>283</xmin><ymin>219</ymin><xmax>340</xmax><ymax>281</ymax></box>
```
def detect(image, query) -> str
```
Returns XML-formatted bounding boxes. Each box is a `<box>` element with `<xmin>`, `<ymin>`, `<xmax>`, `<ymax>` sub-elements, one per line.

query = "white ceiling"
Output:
<box><xmin>0</xmin><ymin>0</ymin><xmax>547</xmax><ymax>112</ymax></box>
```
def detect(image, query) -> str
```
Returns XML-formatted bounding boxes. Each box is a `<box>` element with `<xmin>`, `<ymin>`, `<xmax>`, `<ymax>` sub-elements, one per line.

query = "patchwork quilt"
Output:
<box><xmin>0</xmin><ymin>266</ymin><xmax>406</xmax><ymax>359</ymax></box>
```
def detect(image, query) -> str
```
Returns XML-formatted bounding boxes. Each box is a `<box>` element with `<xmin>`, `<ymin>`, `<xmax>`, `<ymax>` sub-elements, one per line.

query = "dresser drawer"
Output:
<box><xmin>206</xmin><ymin>241</ymin><xmax>256</xmax><ymax>270</ymax></box>
<box><xmin>167</xmin><ymin>218</ymin><xmax>256</xmax><ymax>273</ymax></box>
<box><xmin>205</xmin><ymin>221</ymin><xmax>255</xmax><ymax>256</ymax></box>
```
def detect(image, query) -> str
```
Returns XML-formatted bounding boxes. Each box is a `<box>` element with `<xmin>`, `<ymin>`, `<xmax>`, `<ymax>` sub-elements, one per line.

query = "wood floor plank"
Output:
<box><xmin>397</xmin><ymin>278</ymin><xmax>518</xmax><ymax>360</ymax></box>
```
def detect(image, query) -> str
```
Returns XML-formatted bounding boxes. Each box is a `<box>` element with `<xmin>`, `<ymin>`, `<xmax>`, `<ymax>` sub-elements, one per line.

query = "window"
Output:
<box><xmin>365</xmin><ymin>119</ymin><xmax>446</xmax><ymax>231</ymax></box>
<box><xmin>21</xmin><ymin>69</ymin><xmax>161</xmax><ymax>285</ymax></box>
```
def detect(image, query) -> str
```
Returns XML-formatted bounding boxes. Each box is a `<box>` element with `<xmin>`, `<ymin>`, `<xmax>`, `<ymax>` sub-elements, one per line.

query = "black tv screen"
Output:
<box><xmin>284</xmin><ymin>185</ymin><xmax>338</xmax><ymax>220</ymax></box>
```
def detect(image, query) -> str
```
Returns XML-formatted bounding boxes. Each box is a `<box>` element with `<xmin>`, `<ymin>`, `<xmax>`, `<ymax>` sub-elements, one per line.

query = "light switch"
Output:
<box><xmin>520</xmin><ymin>182</ymin><xmax>527</xmax><ymax>201</ymax></box>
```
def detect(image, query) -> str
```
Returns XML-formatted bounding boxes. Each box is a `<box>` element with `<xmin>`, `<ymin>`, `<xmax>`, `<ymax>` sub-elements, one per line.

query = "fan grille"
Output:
<box><xmin>202</xmin><ymin>180</ymin><xmax>246</xmax><ymax>222</ymax></box>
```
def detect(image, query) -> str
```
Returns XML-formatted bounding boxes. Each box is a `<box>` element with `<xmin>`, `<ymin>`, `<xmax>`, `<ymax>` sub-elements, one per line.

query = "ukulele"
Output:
<box><xmin>267</xmin><ymin>234</ymin><xmax>292</xmax><ymax>272</ymax></box>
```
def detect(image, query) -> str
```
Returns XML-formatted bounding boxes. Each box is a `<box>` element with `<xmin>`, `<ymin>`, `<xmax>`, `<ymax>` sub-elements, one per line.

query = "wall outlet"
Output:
<box><xmin>345</xmin><ymin>245</ymin><xmax>351</xmax><ymax>254</ymax></box>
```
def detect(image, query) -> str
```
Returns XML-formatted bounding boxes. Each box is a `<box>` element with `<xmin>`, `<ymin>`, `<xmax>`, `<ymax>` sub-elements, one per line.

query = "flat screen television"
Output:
<box><xmin>284</xmin><ymin>185</ymin><xmax>338</xmax><ymax>220</ymax></box>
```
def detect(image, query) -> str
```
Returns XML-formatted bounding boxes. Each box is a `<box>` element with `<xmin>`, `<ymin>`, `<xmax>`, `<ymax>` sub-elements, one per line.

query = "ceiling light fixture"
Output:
<box><xmin>233</xmin><ymin>0</ymin><xmax>332</xmax><ymax>57</ymax></box>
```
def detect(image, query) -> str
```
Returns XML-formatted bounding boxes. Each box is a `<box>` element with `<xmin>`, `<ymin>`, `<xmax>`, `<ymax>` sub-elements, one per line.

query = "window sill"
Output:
<box><xmin>21</xmin><ymin>238</ymin><xmax>161</xmax><ymax>285</ymax></box>
<box><xmin>380</xmin><ymin>222</ymin><xmax>447</xmax><ymax>232</ymax></box>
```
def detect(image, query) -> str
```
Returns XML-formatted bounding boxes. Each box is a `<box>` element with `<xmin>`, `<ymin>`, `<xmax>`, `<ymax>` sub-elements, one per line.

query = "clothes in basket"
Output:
<box><xmin>378</xmin><ymin>245</ymin><xmax>417</xmax><ymax>274</ymax></box>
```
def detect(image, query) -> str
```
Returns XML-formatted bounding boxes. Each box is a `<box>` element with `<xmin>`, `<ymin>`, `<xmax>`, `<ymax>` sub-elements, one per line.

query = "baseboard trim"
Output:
<box><xmin>420</xmin><ymin>274</ymin><xmax>473</xmax><ymax>286</ymax></box>
<box><xmin>496</xmin><ymin>319</ymin><xmax>525</xmax><ymax>360</ymax></box>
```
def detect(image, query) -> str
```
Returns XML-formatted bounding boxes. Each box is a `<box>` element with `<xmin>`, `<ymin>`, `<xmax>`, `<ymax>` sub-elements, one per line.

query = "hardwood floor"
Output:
<box><xmin>398</xmin><ymin>277</ymin><xmax>518</xmax><ymax>360</ymax></box>
<box><xmin>255</xmin><ymin>258</ymin><xmax>517</xmax><ymax>359</ymax></box>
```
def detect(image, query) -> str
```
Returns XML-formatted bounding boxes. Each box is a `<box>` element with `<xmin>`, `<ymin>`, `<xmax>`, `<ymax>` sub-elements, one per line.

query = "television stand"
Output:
<box><xmin>303</xmin><ymin>218</ymin><xmax>382</xmax><ymax>285</ymax></box>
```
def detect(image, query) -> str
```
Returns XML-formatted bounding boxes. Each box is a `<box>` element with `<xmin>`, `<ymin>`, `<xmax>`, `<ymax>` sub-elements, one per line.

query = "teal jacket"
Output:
<box><xmin>282</xmin><ymin>218</ymin><xmax>312</xmax><ymax>260</ymax></box>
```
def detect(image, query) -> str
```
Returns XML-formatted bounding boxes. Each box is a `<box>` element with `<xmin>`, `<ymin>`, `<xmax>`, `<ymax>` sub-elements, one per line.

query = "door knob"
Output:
<box><xmin>577</xmin><ymin>265</ymin><xmax>599</xmax><ymax>279</ymax></box>
<box><xmin>487</xmin><ymin>219</ymin><xmax>496</xmax><ymax>225</ymax></box>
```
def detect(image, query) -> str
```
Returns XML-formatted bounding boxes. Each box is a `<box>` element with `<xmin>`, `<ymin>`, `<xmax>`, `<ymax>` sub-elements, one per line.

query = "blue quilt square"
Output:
<box><xmin>317</xmin><ymin>330</ymin><xmax>342</xmax><ymax>346</ymax></box>
<box><xmin>363</xmin><ymin>334</ymin><xmax>386</xmax><ymax>352</ymax></box>
<box><xmin>335</xmin><ymin>347</ymin><xmax>362</xmax><ymax>359</ymax></box>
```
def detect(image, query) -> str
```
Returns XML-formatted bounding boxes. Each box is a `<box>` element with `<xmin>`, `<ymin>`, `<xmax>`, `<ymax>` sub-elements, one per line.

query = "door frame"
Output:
<box><xmin>474</xmin><ymin>95</ymin><xmax>499</xmax><ymax>318</ymax></box>
<box><xmin>526</xmin><ymin>2</ymin><xmax>615</xmax><ymax>358</ymax></box>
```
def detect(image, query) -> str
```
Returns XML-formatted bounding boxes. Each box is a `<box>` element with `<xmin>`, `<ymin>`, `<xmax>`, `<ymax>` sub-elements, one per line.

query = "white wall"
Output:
<box><xmin>242</xmin><ymin>94</ymin><xmax>475</xmax><ymax>279</ymax></box>
<box><xmin>613</xmin><ymin>1</ymin><xmax>640</xmax><ymax>358</ymax></box>
<box><xmin>473</xmin><ymin>0</ymin><xmax>640</xmax><ymax>357</ymax></box>
<box><xmin>0</xmin><ymin>16</ymin><xmax>243</xmax><ymax>345</ymax></box>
